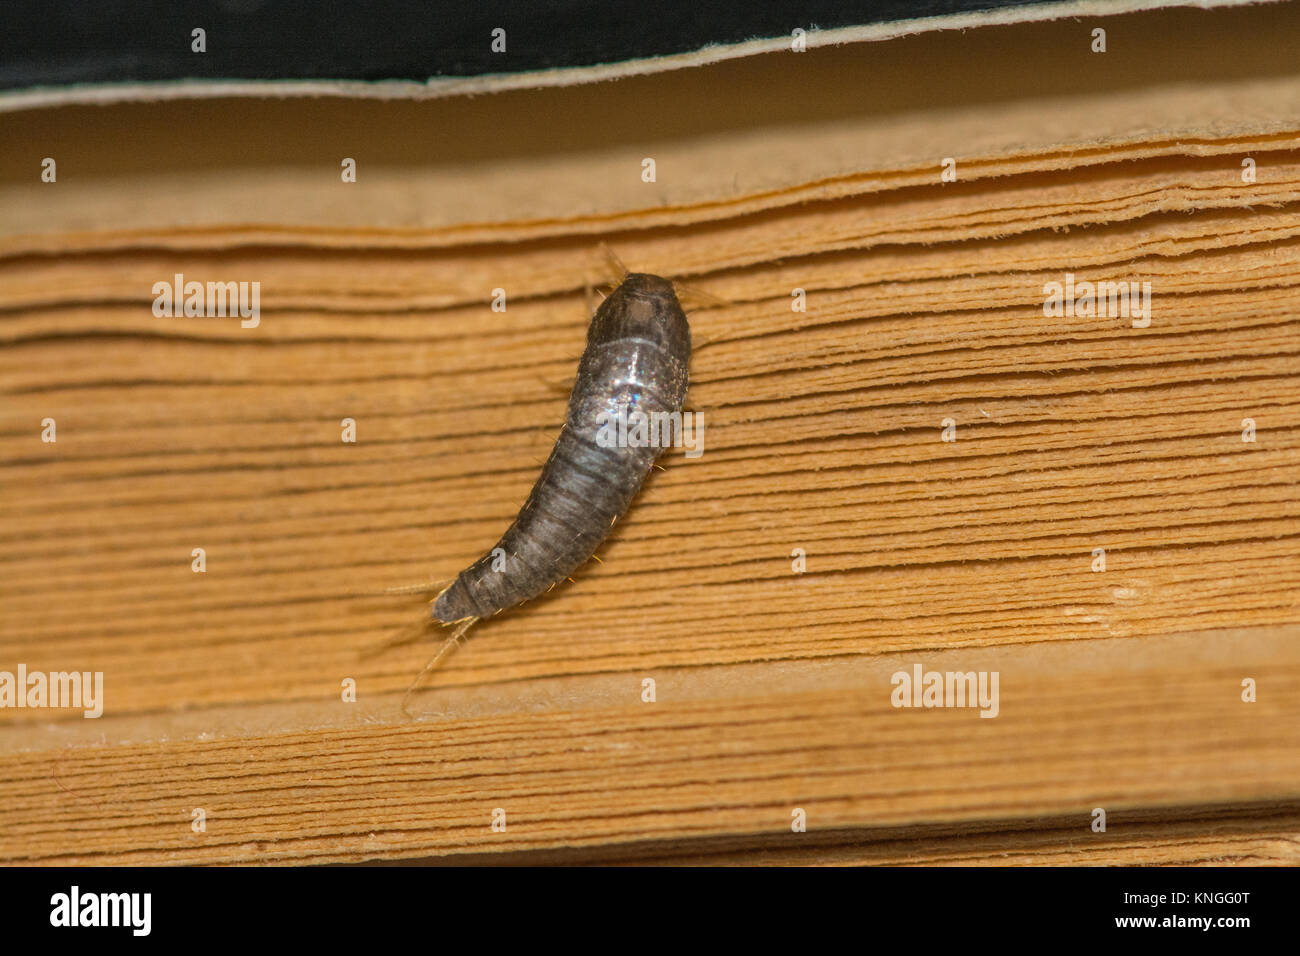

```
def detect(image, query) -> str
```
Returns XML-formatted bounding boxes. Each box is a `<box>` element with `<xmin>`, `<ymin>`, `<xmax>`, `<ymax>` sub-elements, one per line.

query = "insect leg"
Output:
<box><xmin>536</xmin><ymin>371</ymin><xmax>573</xmax><ymax>395</ymax></box>
<box><xmin>672</xmin><ymin>278</ymin><xmax>732</xmax><ymax>310</ymax></box>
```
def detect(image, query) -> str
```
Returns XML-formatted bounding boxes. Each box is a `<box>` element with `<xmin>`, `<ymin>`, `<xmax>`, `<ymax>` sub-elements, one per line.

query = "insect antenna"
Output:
<box><xmin>400</xmin><ymin>617</ymin><xmax>479</xmax><ymax>717</ymax></box>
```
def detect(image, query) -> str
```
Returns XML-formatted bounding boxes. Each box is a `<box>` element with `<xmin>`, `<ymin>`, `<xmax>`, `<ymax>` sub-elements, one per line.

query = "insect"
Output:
<box><xmin>392</xmin><ymin>269</ymin><xmax>693</xmax><ymax>708</ymax></box>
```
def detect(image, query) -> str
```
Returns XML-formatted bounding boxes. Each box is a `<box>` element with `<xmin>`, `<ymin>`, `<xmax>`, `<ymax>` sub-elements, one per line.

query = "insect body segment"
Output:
<box><xmin>433</xmin><ymin>273</ymin><xmax>691</xmax><ymax>624</ymax></box>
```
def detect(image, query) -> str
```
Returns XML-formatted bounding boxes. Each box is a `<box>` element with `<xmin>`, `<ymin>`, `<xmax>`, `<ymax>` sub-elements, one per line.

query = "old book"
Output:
<box><xmin>1</xmin><ymin>0</ymin><xmax>1297</xmax><ymax>866</ymax></box>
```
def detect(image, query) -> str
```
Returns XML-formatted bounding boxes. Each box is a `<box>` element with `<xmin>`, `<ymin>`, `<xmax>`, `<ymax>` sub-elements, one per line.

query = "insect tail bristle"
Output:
<box><xmin>399</xmin><ymin>617</ymin><xmax>479</xmax><ymax>718</ymax></box>
<box><xmin>346</xmin><ymin>577</ymin><xmax>452</xmax><ymax>598</ymax></box>
<box><xmin>362</xmin><ymin>619</ymin><xmax>432</xmax><ymax>660</ymax></box>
